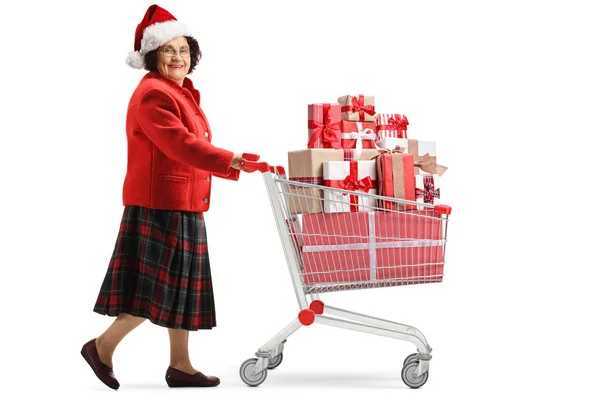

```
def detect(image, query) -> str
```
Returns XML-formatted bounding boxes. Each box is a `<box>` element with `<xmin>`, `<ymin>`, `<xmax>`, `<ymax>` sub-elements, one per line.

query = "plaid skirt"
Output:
<box><xmin>93</xmin><ymin>206</ymin><xmax>216</xmax><ymax>330</ymax></box>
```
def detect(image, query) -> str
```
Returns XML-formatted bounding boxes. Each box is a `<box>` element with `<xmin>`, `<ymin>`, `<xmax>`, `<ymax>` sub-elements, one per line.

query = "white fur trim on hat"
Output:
<box><xmin>140</xmin><ymin>20</ymin><xmax>193</xmax><ymax>53</ymax></box>
<box><xmin>125</xmin><ymin>20</ymin><xmax>193</xmax><ymax>69</ymax></box>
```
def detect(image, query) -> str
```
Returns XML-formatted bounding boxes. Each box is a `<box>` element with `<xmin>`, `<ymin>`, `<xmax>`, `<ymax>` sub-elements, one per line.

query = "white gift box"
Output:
<box><xmin>415</xmin><ymin>174</ymin><xmax>441</xmax><ymax>210</ymax></box>
<box><xmin>322</xmin><ymin>160</ymin><xmax>377</xmax><ymax>213</ymax></box>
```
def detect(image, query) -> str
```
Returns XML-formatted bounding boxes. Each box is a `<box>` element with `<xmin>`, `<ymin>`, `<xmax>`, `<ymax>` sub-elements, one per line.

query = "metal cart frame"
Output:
<box><xmin>237</xmin><ymin>156</ymin><xmax>451</xmax><ymax>389</ymax></box>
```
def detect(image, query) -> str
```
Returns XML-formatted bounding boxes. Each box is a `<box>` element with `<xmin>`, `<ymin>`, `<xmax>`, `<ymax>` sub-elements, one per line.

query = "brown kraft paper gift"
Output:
<box><xmin>288</xmin><ymin>148</ymin><xmax>381</xmax><ymax>214</ymax></box>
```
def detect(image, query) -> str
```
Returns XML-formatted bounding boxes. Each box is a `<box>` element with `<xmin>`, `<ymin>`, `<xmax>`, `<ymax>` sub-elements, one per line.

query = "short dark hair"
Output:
<box><xmin>144</xmin><ymin>36</ymin><xmax>202</xmax><ymax>74</ymax></box>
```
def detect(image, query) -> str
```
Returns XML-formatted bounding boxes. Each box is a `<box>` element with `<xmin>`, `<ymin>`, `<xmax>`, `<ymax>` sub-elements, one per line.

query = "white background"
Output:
<box><xmin>1</xmin><ymin>0</ymin><xmax>599</xmax><ymax>398</ymax></box>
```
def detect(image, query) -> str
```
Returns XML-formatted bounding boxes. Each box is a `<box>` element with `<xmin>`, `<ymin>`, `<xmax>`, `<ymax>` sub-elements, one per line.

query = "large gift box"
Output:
<box><xmin>307</xmin><ymin>103</ymin><xmax>342</xmax><ymax>149</ymax></box>
<box><xmin>376</xmin><ymin>138</ymin><xmax>447</xmax><ymax>176</ymax></box>
<box><xmin>288</xmin><ymin>149</ymin><xmax>381</xmax><ymax>214</ymax></box>
<box><xmin>374</xmin><ymin>150</ymin><xmax>416</xmax><ymax>210</ymax></box>
<box><xmin>322</xmin><ymin>160</ymin><xmax>377</xmax><ymax>213</ymax></box>
<box><xmin>338</xmin><ymin>94</ymin><xmax>376</xmax><ymax>122</ymax></box>
<box><xmin>299</xmin><ymin>211</ymin><xmax>444</xmax><ymax>285</ymax></box>
<box><xmin>375</xmin><ymin>113</ymin><xmax>409</xmax><ymax>140</ymax></box>
<box><xmin>415</xmin><ymin>174</ymin><xmax>441</xmax><ymax>209</ymax></box>
<box><xmin>340</xmin><ymin>121</ymin><xmax>377</xmax><ymax>154</ymax></box>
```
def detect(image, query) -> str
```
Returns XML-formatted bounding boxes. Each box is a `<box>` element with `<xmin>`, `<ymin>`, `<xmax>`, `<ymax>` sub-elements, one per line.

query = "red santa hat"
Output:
<box><xmin>126</xmin><ymin>4</ymin><xmax>193</xmax><ymax>69</ymax></box>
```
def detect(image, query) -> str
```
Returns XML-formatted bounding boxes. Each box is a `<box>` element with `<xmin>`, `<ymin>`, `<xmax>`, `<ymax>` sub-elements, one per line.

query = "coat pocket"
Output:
<box><xmin>154</xmin><ymin>174</ymin><xmax>191</xmax><ymax>208</ymax></box>
<box><xmin>161</xmin><ymin>174</ymin><xmax>189</xmax><ymax>183</ymax></box>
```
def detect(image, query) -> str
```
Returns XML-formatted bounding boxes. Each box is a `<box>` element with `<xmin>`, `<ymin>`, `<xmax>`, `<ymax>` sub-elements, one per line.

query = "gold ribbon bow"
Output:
<box><xmin>371</xmin><ymin>145</ymin><xmax>406</xmax><ymax>158</ymax></box>
<box><xmin>371</xmin><ymin>146</ymin><xmax>448</xmax><ymax>177</ymax></box>
<box><xmin>413</xmin><ymin>153</ymin><xmax>448</xmax><ymax>176</ymax></box>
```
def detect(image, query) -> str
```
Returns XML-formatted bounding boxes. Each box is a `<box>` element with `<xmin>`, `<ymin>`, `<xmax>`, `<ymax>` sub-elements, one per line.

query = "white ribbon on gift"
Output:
<box><xmin>340</xmin><ymin>122</ymin><xmax>376</xmax><ymax>160</ymax></box>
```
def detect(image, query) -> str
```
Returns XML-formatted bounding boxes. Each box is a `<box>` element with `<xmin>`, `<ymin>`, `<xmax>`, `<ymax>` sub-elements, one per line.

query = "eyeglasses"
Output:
<box><xmin>158</xmin><ymin>47</ymin><xmax>191</xmax><ymax>58</ymax></box>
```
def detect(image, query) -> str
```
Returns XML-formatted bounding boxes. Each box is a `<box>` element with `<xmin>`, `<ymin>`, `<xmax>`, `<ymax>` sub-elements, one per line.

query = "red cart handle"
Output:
<box><xmin>239</xmin><ymin>153</ymin><xmax>286</xmax><ymax>175</ymax></box>
<box><xmin>434</xmin><ymin>205</ymin><xmax>452</xmax><ymax>215</ymax></box>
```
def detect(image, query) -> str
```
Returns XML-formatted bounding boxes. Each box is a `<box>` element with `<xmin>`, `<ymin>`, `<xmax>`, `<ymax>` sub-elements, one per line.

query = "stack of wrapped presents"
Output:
<box><xmin>288</xmin><ymin>94</ymin><xmax>448</xmax><ymax>286</ymax></box>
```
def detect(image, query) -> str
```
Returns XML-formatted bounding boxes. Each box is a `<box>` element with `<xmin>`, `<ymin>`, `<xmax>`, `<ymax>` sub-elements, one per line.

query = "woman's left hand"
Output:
<box><xmin>230</xmin><ymin>154</ymin><xmax>244</xmax><ymax>170</ymax></box>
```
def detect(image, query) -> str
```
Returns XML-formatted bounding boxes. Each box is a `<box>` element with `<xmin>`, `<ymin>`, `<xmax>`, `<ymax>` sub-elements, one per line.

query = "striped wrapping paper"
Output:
<box><xmin>307</xmin><ymin>103</ymin><xmax>342</xmax><ymax>148</ymax></box>
<box><xmin>375</xmin><ymin>113</ymin><xmax>409</xmax><ymax>140</ymax></box>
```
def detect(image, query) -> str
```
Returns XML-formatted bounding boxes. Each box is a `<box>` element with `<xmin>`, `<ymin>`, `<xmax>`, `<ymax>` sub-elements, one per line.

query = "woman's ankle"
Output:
<box><xmin>169</xmin><ymin>362</ymin><xmax>197</xmax><ymax>375</ymax></box>
<box><xmin>95</xmin><ymin>338</ymin><xmax>114</xmax><ymax>368</ymax></box>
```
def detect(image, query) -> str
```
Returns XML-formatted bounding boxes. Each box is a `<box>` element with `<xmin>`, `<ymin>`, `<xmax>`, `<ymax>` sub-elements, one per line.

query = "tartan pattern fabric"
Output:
<box><xmin>415</xmin><ymin>175</ymin><xmax>440</xmax><ymax>204</ymax></box>
<box><xmin>93</xmin><ymin>206</ymin><xmax>216</xmax><ymax>330</ymax></box>
<box><xmin>289</xmin><ymin>176</ymin><xmax>324</xmax><ymax>190</ymax></box>
<box><xmin>343</xmin><ymin>149</ymin><xmax>356</xmax><ymax>161</ymax></box>
<box><xmin>289</xmin><ymin>177</ymin><xmax>324</xmax><ymax>185</ymax></box>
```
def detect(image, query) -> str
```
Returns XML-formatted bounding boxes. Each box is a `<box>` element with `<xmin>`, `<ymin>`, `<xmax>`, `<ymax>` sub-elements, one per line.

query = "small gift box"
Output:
<box><xmin>375</xmin><ymin>113</ymin><xmax>409</xmax><ymax>140</ymax></box>
<box><xmin>288</xmin><ymin>149</ymin><xmax>381</xmax><ymax>214</ymax></box>
<box><xmin>323</xmin><ymin>160</ymin><xmax>377</xmax><ymax>213</ymax></box>
<box><xmin>415</xmin><ymin>174</ymin><xmax>440</xmax><ymax>209</ymax></box>
<box><xmin>375</xmin><ymin>138</ymin><xmax>447</xmax><ymax>176</ymax></box>
<box><xmin>374</xmin><ymin>148</ymin><xmax>416</xmax><ymax>210</ymax></box>
<box><xmin>338</xmin><ymin>94</ymin><xmax>376</xmax><ymax>122</ymax></box>
<box><xmin>300</xmin><ymin>211</ymin><xmax>445</xmax><ymax>285</ymax></box>
<box><xmin>340</xmin><ymin>121</ymin><xmax>377</xmax><ymax>156</ymax></box>
<box><xmin>307</xmin><ymin>103</ymin><xmax>342</xmax><ymax>149</ymax></box>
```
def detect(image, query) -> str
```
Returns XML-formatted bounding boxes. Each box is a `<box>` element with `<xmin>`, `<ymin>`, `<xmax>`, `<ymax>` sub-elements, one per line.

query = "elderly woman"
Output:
<box><xmin>81</xmin><ymin>5</ymin><xmax>246</xmax><ymax>390</ymax></box>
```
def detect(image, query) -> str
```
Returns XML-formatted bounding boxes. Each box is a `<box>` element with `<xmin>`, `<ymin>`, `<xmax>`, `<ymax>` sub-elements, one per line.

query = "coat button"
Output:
<box><xmin>203</xmin><ymin>198</ymin><xmax>209</xmax><ymax>204</ymax></box>
<box><xmin>205</xmin><ymin>176</ymin><xmax>210</xmax><ymax>182</ymax></box>
<box><xmin>204</xmin><ymin>132</ymin><xmax>209</xmax><ymax>137</ymax></box>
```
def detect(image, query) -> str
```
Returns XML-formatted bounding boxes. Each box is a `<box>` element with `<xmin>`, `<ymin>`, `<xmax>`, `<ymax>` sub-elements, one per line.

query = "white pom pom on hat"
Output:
<box><xmin>126</xmin><ymin>4</ymin><xmax>193</xmax><ymax>69</ymax></box>
<box><xmin>126</xmin><ymin>51</ymin><xmax>145</xmax><ymax>69</ymax></box>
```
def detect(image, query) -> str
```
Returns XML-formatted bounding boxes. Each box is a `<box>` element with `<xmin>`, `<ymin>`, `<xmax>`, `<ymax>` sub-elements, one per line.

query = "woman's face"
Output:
<box><xmin>156</xmin><ymin>37</ymin><xmax>191</xmax><ymax>86</ymax></box>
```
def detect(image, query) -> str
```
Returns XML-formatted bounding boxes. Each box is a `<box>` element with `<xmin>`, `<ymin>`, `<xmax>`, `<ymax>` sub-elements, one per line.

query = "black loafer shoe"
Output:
<box><xmin>81</xmin><ymin>339</ymin><xmax>120</xmax><ymax>390</ymax></box>
<box><xmin>165</xmin><ymin>366</ymin><xmax>220</xmax><ymax>387</ymax></box>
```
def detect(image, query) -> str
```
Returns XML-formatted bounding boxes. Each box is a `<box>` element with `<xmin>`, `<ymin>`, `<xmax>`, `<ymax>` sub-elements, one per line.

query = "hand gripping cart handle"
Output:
<box><xmin>238</xmin><ymin>153</ymin><xmax>286</xmax><ymax>175</ymax></box>
<box><xmin>237</xmin><ymin>152</ymin><xmax>451</xmax><ymax>389</ymax></box>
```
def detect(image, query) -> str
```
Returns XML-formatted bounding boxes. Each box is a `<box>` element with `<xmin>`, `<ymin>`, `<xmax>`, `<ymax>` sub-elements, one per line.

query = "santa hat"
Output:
<box><xmin>126</xmin><ymin>4</ymin><xmax>193</xmax><ymax>69</ymax></box>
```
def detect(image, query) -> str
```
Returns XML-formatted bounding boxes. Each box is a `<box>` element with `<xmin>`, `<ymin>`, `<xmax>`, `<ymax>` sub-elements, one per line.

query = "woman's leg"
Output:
<box><xmin>168</xmin><ymin>328</ymin><xmax>199</xmax><ymax>375</ymax></box>
<box><xmin>95</xmin><ymin>313</ymin><xmax>146</xmax><ymax>367</ymax></box>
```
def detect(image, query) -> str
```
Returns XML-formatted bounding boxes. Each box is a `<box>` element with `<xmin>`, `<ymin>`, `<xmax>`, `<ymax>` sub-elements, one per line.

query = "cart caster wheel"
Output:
<box><xmin>240</xmin><ymin>358</ymin><xmax>268</xmax><ymax>387</ymax></box>
<box><xmin>267</xmin><ymin>353</ymin><xmax>283</xmax><ymax>370</ymax></box>
<box><xmin>403</xmin><ymin>353</ymin><xmax>418</xmax><ymax>366</ymax></box>
<box><xmin>401</xmin><ymin>361</ymin><xmax>429</xmax><ymax>389</ymax></box>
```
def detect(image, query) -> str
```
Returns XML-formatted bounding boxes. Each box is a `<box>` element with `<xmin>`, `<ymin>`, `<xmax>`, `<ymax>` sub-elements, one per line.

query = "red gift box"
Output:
<box><xmin>307</xmin><ymin>103</ymin><xmax>342</xmax><ymax>149</ymax></box>
<box><xmin>340</xmin><ymin>121</ymin><xmax>377</xmax><ymax>153</ymax></box>
<box><xmin>375</xmin><ymin>149</ymin><xmax>416</xmax><ymax>211</ymax></box>
<box><xmin>299</xmin><ymin>211</ymin><xmax>444</xmax><ymax>285</ymax></box>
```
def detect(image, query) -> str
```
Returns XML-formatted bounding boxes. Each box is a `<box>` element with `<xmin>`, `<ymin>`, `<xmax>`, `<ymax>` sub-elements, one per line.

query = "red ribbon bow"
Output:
<box><xmin>307</xmin><ymin>105</ymin><xmax>342</xmax><ymax>148</ymax></box>
<box><xmin>343</xmin><ymin>175</ymin><xmax>373</xmax><ymax>193</ymax></box>
<box><xmin>387</xmin><ymin>115</ymin><xmax>409</xmax><ymax>131</ymax></box>
<box><xmin>342</xmin><ymin>95</ymin><xmax>376</xmax><ymax>120</ymax></box>
<box><xmin>343</xmin><ymin>160</ymin><xmax>373</xmax><ymax>211</ymax></box>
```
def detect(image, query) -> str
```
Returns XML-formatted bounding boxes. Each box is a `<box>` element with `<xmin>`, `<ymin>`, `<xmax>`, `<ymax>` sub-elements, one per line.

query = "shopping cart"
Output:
<box><xmin>237</xmin><ymin>154</ymin><xmax>451</xmax><ymax>389</ymax></box>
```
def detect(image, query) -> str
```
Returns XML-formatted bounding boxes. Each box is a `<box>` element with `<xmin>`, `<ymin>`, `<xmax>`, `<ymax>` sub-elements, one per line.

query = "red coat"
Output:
<box><xmin>122</xmin><ymin>72</ymin><xmax>239</xmax><ymax>212</ymax></box>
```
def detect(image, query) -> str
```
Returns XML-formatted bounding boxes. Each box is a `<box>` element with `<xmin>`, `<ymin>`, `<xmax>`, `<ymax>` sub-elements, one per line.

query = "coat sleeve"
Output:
<box><xmin>213</xmin><ymin>168</ymin><xmax>240</xmax><ymax>181</ymax></box>
<box><xmin>137</xmin><ymin>88</ymin><xmax>235</xmax><ymax>176</ymax></box>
